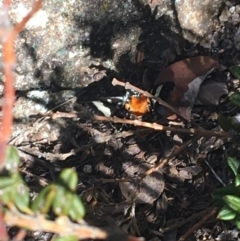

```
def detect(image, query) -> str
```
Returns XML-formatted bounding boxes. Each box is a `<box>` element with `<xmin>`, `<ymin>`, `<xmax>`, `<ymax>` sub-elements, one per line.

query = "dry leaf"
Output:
<box><xmin>178</xmin><ymin>166</ymin><xmax>202</xmax><ymax>179</ymax></box>
<box><xmin>119</xmin><ymin>162</ymin><xmax>164</xmax><ymax>204</ymax></box>
<box><xmin>196</xmin><ymin>80</ymin><xmax>228</xmax><ymax>106</ymax></box>
<box><xmin>155</xmin><ymin>56</ymin><xmax>218</xmax><ymax>104</ymax></box>
<box><xmin>179</xmin><ymin>69</ymin><xmax>214</xmax><ymax>118</ymax></box>
<box><xmin>154</xmin><ymin>56</ymin><xmax>218</xmax><ymax>118</ymax></box>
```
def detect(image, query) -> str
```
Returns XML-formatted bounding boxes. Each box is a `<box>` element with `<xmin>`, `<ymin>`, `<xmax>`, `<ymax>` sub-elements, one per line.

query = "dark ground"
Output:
<box><xmin>4</xmin><ymin>0</ymin><xmax>240</xmax><ymax>240</ymax></box>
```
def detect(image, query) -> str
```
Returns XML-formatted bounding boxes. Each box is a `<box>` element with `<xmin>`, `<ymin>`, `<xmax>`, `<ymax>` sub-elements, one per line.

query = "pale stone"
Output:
<box><xmin>175</xmin><ymin>0</ymin><xmax>223</xmax><ymax>37</ymax></box>
<box><xmin>219</xmin><ymin>7</ymin><xmax>229</xmax><ymax>22</ymax></box>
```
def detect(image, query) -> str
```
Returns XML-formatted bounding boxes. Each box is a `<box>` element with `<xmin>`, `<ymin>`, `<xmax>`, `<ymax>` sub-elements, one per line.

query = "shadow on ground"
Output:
<box><xmin>12</xmin><ymin>1</ymin><xmax>240</xmax><ymax>240</ymax></box>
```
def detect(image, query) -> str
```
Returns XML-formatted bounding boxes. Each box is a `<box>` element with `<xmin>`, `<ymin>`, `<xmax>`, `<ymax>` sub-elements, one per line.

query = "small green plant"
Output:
<box><xmin>0</xmin><ymin>146</ymin><xmax>86</xmax><ymax>240</ymax></box>
<box><xmin>212</xmin><ymin>157</ymin><xmax>240</xmax><ymax>228</ymax></box>
<box><xmin>31</xmin><ymin>168</ymin><xmax>85</xmax><ymax>221</ymax></box>
<box><xmin>212</xmin><ymin>66</ymin><xmax>240</xmax><ymax>228</ymax></box>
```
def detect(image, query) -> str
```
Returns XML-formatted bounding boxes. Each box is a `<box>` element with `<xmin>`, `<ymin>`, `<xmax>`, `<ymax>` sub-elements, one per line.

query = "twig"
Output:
<box><xmin>4</xmin><ymin>0</ymin><xmax>11</xmax><ymax>7</ymax></box>
<box><xmin>177</xmin><ymin>207</ymin><xmax>218</xmax><ymax>241</ymax></box>
<box><xmin>160</xmin><ymin>207</ymin><xmax>213</xmax><ymax>233</ymax></box>
<box><xmin>11</xmin><ymin>229</ymin><xmax>27</xmax><ymax>241</ymax></box>
<box><xmin>0</xmin><ymin>0</ymin><xmax>43</xmax><ymax>164</ymax></box>
<box><xmin>0</xmin><ymin>207</ymin><xmax>8</xmax><ymax>241</ymax></box>
<box><xmin>17</xmin><ymin>149</ymin><xmax>59</xmax><ymax>181</ymax></box>
<box><xmin>101</xmin><ymin>178</ymin><xmax>133</xmax><ymax>183</ymax></box>
<box><xmin>21</xmin><ymin>169</ymin><xmax>49</xmax><ymax>187</ymax></box>
<box><xmin>93</xmin><ymin>115</ymin><xmax>229</xmax><ymax>138</ymax></box>
<box><xmin>13</xmin><ymin>0</ymin><xmax>43</xmax><ymax>34</ymax></box>
<box><xmin>143</xmin><ymin>139</ymin><xmax>192</xmax><ymax>178</ymax></box>
<box><xmin>49</xmin><ymin>111</ymin><xmax>78</xmax><ymax>120</ymax></box>
<box><xmin>0</xmin><ymin>1</ymin><xmax>43</xmax><ymax>239</ymax></box>
<box><xmin>4</xmin><ymin>210</ymin><xmax>107</xmax><ymax>240</ymax></box>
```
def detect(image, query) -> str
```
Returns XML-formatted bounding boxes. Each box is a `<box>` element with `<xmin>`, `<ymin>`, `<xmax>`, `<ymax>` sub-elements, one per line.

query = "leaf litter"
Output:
<box><xmin>154</xmin><ymin>56</ymin><xmax>229</xmax><ymax>119</ymax></box>
<box><xmin>119</xmin><ymin>162</ymin><xmax>165</xmax><ymax>204</ymax></box>
<box><xmin>9</xmin><ymin>1</ymin><xmax>240</xmax><ymax>239</ymax></box>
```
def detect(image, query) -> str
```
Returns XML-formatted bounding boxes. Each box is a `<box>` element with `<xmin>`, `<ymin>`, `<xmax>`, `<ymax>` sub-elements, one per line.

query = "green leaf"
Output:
<box><xmin>52</xmin><ymin>235</ymin><xmax>78</xmax><ymax>241</ymax></box>
<box><xmin>235</xmin><ymin>215</ymin><xmax>240</xmax><ymax>229</ymax></box>
<box><xmin>218</xmin><ymin>114</ymin><xmax>240</xmax><ymax>132</ymax></box>
<box><xmin>0</xmin><ymin>176</ymin><xmax>16</xmax><ymax>190</ymax></box>
<box><xmin>52</xmin><ymin>186</ymin><xmax>71</xmax><ymax>216</ymax></box>
<box><xmin>217</xmin><ymin>205</ymin><xmax>237</xmax><ymax>220</ymax></box>
<box><xmin>4</xmin><ymin>146</ymin><xmax>20</xmax><ymax>173</ymax></box>
<box><xmin>230</xmin><ymin>92</ymin><xmax>240</xmax><ymax>107</ymax></box>
<box><xmin>230</xmin><ymin>65</ymin><xmax>240</xmax><ymax>79</ymax></box>
<box><xmin>212</xmin><ymin>185</ymin><xmax>240</xmax><ymax>207</ymax></box>
<box><xmin>59</xmin><ymin>168</ymin><xmax>78</xmax><ymax>191</ymax></box>
<box><xmin>69</xmin><ymin>194</ymin><xmax>85</xmax><ymax>221</ymax></box>
<box><xmin>236</xmin><ymin>175</ymin><xmax>240</xmax><ymax>187</ymax></box>
<box><xmin>236</xmin><ymin>220</ymin><xmax>240</xmax><ymax>229</ymax></box>
<box><xmin>67</xmin><ymin>172</ymin><xmax>78</xmax><ymax>192</ymax></box>
<box><xmin>1</xmin><ymin>186</ymin><xmax>15</xmax><ymax>205</ymax></box>
<box><xmin>223</xmin><ymin>195</ymin><xmax>240</xmax><ymax>213</ymax></box>
<box><xmin>59</xmin><ymin>191</ymin><xmax>73</xmax><ymax>216</ymax></box>
<box><xmin>40</xmin><ymin>185</ymin><xmax>57</xmax><ymax>214</ymax></box>
<box><xmin>228</xmin><ymin>157</ymin><xmax>240</xmax><ymax>176</ymax></box>
<box><xmin>218</xmin><ymin>114</ymin><xmax>233</xmax><ymax>131</ymax></box>
<box><xmin>15</xmin><ymin>182</ymin><xmax>31</xmax><ymax>214</ymax></box>
<box><xmin>32</xmin><ymin>185</ymin><xmax>53</xmax><ymax>213</ymax></box>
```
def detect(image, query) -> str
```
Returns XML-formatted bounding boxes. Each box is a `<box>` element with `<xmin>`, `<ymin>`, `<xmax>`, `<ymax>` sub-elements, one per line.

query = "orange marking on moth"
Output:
<box><xmin>124</xmin><ymin>94</ymin><xmax>151</xmax><ymax>116</ymax></box>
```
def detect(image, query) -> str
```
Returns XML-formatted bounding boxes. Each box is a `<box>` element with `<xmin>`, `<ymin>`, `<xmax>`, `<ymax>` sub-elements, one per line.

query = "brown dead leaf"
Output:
<box><xmin>119</xmin><ymin>162</ymin><xmax>164</xmax><ymax>204</ymax></box>
<box><xmin>155</xmin><ymin>56</ymin><xmax>218</xmax><ymax>104</ymax></box>
<box><xmin>154</xmin><ymin>56</ymin><xmax>218</xmax><ymax>119</ymax></box>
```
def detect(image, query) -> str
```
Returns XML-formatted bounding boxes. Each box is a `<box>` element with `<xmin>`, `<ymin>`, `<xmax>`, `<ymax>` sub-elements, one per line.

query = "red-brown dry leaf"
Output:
<box><xmin>154</xmin><ymin>56</ymin><xmax>218</xmax><ymax>119</ymax></box>
<box><xmin>155</xmin><ymin>56</ymin><xmax>218</xmax><ymax>106</ymax></box>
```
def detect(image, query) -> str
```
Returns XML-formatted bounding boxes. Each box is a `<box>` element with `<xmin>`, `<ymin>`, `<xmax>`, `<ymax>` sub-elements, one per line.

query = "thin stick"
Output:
<box><xmin>4</xmin><ymin>210</ymin><xmax>107</xmax><ymax>240</ymax></box>
<box><xmin>13</xmin><ymin>0</ymin><xmax>43</xmax><ymax>34</ymax></box>
<box><xmin>160</xmin><ymin>207</ymin><xmax>213</xmax><ymax>233</ymax></box>
<box><xmin>0</xmin><ymin>207</ymin><xmax>8</xmax><ymax>241</ymax></box>
<box><xmin>143</xmin><ymin>139</ymin><xmax>192</xmax><ymax>178</ymax></box>
<box><xmin>93</xmin><ymin>115</ymin><xmax>229</xmax><ymax>138</ymax></box>
<box><xmin>101</xmin><ymin>178</ymin><xmax>133</xmax><ymax>183</ymax></box>
<box><xmin>0</xmin><ymin>0</ymin><xmax>43</xmax><ymax>164</ymax></box>
<box><xmin>11</xmin><ymin>229</ymin><xmax>27</xmax><ymax>241</ymax></box>
<box><xmin>177</xmin><ymin>207</ymin><xmax>218</xmax><ymax>241</ymax></box>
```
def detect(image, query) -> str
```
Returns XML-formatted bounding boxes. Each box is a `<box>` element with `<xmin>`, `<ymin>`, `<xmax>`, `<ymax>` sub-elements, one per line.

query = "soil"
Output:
<box><xmin>2</xmin><ymin>0</ymin><xmax>240</xmax><ymax>240</ymax></box>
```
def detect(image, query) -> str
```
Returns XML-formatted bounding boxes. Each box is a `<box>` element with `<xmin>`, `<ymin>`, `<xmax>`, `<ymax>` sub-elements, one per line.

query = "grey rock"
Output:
<box><xmin>175</xmin><ymin>0</ymin><xmax>223</xmax><ymax>39</ymax></box>
<box><xmin>232</xmin><ymin>12</ymin><xmax>240</xmax><ymax>23</ymax></box>
<box><xmin>6</xmin><ymin>0</ymin><xmax>143</xmax><ymax>90</ymax></box>
<box><xmin>229</xmin><ymin>6</ymin><xmax>236</xmax><ymax>14</ymax></box>
<box><xmin>235</xmin><ymin>5</ymin><xmax>240</xmax><ymax>14</ymax></box>
<box><xmin>234</xmin><ymin>26</ymin><xmax>240</xmax><ymax>50</ymax></box>
<box><xmin>219</xmin><ymin>7</ymin><xmax>229</xmax><ymax>22</ymax></box>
